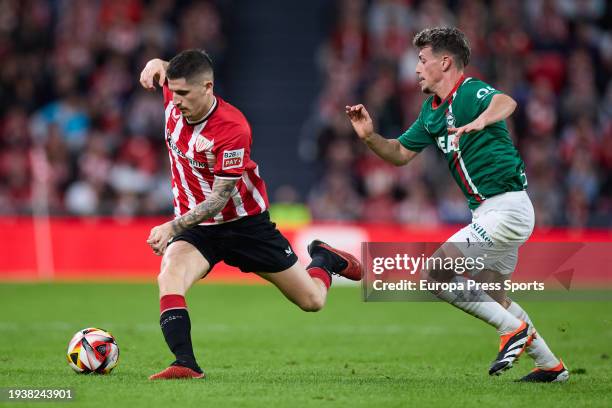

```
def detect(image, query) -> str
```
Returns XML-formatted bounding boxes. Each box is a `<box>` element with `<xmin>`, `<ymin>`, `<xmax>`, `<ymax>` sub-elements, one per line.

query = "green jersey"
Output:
<box><xmin>397</xmin><ymin>77</ymin><xmax>527</xmax><ymax>209</ymax></box>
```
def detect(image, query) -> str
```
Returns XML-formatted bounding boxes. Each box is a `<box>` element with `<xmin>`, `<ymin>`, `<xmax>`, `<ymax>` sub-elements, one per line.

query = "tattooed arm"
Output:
<box><xmin>146</xmin><ymin>177</ymin><xmax>238</xmax><ymax>255</ymax></box>
<box><xmin>170</xmin><ymin>178</ymin><xmax>237</xmax><ymax>234</ymax></box>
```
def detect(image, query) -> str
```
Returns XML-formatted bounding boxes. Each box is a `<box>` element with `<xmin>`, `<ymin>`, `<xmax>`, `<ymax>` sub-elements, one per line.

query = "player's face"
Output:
<box><xmin>168</xmin><ymin>76</ymin><xmax>214</xmax><ymax>121</ymax></box>
<box><xmin>415</xmin><ymin>46</ymin><xmax>445</xmax><ymax>94</ymax></box>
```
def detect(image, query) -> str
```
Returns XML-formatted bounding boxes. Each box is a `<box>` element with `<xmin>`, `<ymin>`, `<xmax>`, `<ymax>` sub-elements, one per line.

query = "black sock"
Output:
<box><xmin>159</xmin><ymin>309</ymin><xmax>202</xmax><ymax>373</ymax></box>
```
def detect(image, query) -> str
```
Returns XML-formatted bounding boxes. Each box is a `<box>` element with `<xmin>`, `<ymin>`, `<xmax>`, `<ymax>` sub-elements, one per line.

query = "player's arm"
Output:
<box><xmin>475</xmin><ymin>93</ymin><xmax>517</xmax><ymax>126</ymax></box>
<box><xmin>147</xmin><ymin>177</ymin><xmax>237</xmax><ymax>255</ymax></box>
<box><xmin>171</xmin><ymin>177</ymin><xmax>237</xmax><ymax>233</ymax></box>
<box><xmin>345</xmin><ymin>104</ymin><xmax>418</xmax><ymax>166</ymax></box>
<box><xmin>139</xmin><ymin>58</ymin><xmax>169</xmax><ymax>91</ymax></box>
<box><xmin>448</xmin><ymin>94</ymin><xmax>517</xmax><ymax>144</ymax></box>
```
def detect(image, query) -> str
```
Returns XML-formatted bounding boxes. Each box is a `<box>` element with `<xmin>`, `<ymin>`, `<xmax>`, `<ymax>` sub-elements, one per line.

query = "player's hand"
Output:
<box><xmin>139</xmin><ymin>58</ymin><xmax>168</xmax><ymax>91</ymax></box>
<box><xmin>345</xmin><ymin>104</ymin><xmax>375</xmax><ymax>141</ymax></box>
<box><xmin>448</xmin><ymin>117</ymin><xmax>486</xmax><ymax>147</ymax></box>
<box><xmin>146</xmin><ymin>221</ymin><xmax>175</xmax><ymax>256</ymax></box>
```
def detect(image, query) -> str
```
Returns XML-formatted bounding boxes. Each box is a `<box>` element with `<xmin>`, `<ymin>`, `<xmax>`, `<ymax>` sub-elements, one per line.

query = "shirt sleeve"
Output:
<box><xmin>397</xmin><ymin>113</ymin><xmax>433</xmax><ymax>152</ymax></box>
<box><xmin>212</xmin><ymin>125</ymin><xmax>251</xmax><ymax>178</ymax></box>
<box><xmin>467</xmin><ymin>80</ymin><xmax>503</xmax><ymax>116</ymax></box>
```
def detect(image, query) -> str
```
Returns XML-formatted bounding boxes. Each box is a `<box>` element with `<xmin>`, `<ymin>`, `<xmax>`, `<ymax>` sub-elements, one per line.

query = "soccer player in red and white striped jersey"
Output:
<box><xmin>161</xmin><ymin>64</ymin><xmax>267</xmax><ymax>224</ymax></box>
<box><xmin>140</xmin><ymin>50</ymin><xmax>362</xmax><ymax>380</ymax></box>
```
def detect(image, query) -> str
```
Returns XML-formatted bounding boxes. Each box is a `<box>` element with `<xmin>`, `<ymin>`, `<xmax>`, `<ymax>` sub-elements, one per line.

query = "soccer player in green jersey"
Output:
<box><xmin>346</xmin><ymin>27</ymin><xmax>568</xmax><ymax>382</ymax></box>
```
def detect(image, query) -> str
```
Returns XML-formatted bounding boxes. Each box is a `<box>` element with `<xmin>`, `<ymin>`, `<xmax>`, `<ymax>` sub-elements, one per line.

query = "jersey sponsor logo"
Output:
<box><xmin>195</xmin><ymin>134</ymin><xmax>214</xmax><ymax>152</ymax></box>
<box><xmin>437</xmin><ymin>110</ymin><xmax>459</xmax><ymax>154</ymax></box>
<box><xmin>166</xmin><ymin>130</ymin><xmax>208</xmax><ymax>169</ymax></box>
<box><xmin>436</xmin><ymin>134</ymin><xmax>459</xmax><ymax>154</ymax></box>
<box><xmin>476</xmin><ymin>86</ymin><xmax>496</xmax><ymax>99</ymax></box>
<box><xmin>222</xmin><ymin>148</ymin><xmax>244</xmax><ymax>170</ymax></box>
<box><xmin>285</xmin><ymin>246</ymin><xmax>293</xmax><ymax>256</ymax></box>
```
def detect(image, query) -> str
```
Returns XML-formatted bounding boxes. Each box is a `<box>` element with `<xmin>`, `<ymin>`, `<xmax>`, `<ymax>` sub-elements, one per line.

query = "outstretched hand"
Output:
<box><xmin>345</xmin><ymin>104</ymin><xmax>375</xmax><ymax>141</ymax></box>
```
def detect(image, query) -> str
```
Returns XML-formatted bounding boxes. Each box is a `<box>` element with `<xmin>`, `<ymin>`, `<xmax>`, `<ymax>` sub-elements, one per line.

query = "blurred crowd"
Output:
<box><xmin>0</xmin><ymin>0</ymin><xmax>229</xmax><ymax>216</ymax></box>
<box><xmin>1</xmin><ymin>0</ymin><xmax>611</xmax><ymax>229</ymax></box>
<box><xmin>305</xmin><ymin>0</ymin><xmax>612</xmax><ymax>228</ymax></box>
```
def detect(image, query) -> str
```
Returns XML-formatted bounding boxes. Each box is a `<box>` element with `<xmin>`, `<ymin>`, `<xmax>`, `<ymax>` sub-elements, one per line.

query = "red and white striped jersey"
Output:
<box><xmin>162</xmin><ymin>84</ymin><xmax>269</xmax><ymax>224</ymax></box>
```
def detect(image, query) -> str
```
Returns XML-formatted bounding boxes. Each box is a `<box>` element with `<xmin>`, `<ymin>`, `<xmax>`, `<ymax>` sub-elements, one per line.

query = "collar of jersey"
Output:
<box><xmin>431</xmin><ymin>75</ymin><xmax>465</xmax><ymax>109</ymax></box>
<box><xmin>185</xmin><ymin>96</ymin><xmax>218</xmax><ymax>126</ymax></box>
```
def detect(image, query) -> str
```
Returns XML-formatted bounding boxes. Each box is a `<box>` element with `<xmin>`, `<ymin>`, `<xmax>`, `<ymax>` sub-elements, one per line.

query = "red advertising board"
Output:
<box><xmin>0</xmin><ymin>217</ymin><xmax>610</xmax><ymax>282</ymax></box>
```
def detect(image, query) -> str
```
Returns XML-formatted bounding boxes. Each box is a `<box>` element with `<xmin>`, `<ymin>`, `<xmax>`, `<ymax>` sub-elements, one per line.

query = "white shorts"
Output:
<box><xmin>447</xmin><ymin>191</ymin><xmax>535</xmax><ymax>275</ymax></box>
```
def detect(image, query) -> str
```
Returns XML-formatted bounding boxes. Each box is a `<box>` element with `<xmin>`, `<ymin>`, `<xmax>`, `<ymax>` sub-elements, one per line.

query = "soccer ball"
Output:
<box><xmin>66</xmin><ymin>328</ymin><xmax>119</xmax><ymax>374</ymax></box>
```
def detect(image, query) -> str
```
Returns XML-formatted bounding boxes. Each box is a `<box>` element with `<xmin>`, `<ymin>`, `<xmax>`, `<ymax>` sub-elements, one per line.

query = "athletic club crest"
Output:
<box><xmin>195</xmin><ymin>134</ymin><xmax>213</xmax><ymax>152</ymax></box>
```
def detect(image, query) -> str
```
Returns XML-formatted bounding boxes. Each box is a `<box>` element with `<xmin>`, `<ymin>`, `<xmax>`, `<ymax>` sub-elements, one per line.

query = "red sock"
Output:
<box><xmin>308</xmin><ymin>267</ymin><xmax>331</xmax><ymax>289</ymax></box>
<box><xmin>160</xmin><ymin>294</ymin><xmax>187</xmax><ymax>314</ymax></box>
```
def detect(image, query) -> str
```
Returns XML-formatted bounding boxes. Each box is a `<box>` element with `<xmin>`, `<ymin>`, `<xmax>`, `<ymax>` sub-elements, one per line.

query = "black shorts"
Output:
<box><xmin>168</xmin><ymin>211</ymin><xmax>298</xmax><ymax>274</ymax></box>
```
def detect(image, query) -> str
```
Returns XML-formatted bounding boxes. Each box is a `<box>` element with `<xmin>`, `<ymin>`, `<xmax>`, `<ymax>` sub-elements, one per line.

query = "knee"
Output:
<box><xmin>420</xmin><ymin>267</ymin><xmax>432</xmax><ymax>282</ymax></box>
<box><xmin>157</xmin><ymin>252</ymin><xmax>187</xmax><ymax>287</ymax></box>
<box><xmin>500</xmin><ymin>296</ymin><xmax>512</xmax><ymax>309</ymax></box>
<box><xmin>420</xmin><ymin>267</ymin><xmax>441</xmax><ymax>285</ymax></box>
<box><xmin>296</xmin><ymin>292</ymin><xmax>325</xmax><ymax>312</ymax></box>
<box><xmin>421</xmin><ymin>266</ymin><xmax>454</xmax><ymax>284</ymax></box>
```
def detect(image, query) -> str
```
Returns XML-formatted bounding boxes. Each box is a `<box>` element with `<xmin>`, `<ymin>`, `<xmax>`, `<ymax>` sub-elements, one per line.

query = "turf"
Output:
<box><xmin>0</xmin><ymin>283</ymin><xmax>610</xmax><ymax>408</ymax></box>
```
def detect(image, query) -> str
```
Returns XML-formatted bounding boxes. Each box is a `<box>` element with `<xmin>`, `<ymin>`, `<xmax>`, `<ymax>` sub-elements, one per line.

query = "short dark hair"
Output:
<box><xmin>166</xmin><ymin>49</ymin><xmax>214</xmax><ymax>81</ymax></box>
<box><xmin>413</xmin><ymin>27</ymin><xmax>471</xmax><ymax>69</ymax></box>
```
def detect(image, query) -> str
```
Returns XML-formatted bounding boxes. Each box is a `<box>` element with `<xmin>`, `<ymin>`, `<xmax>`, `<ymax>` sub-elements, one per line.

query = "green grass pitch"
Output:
<box><xmin>0</xmin><ymin>282</ymin><xmax>610</xmax><ymax>407</ymax></box>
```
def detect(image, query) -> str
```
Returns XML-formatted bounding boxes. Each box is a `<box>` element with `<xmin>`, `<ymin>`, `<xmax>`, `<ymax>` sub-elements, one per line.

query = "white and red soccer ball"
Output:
<box><xmin>66</xmin><ymin>328</ymin><xmax>119</xmax><ymax>374</ymax></box>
